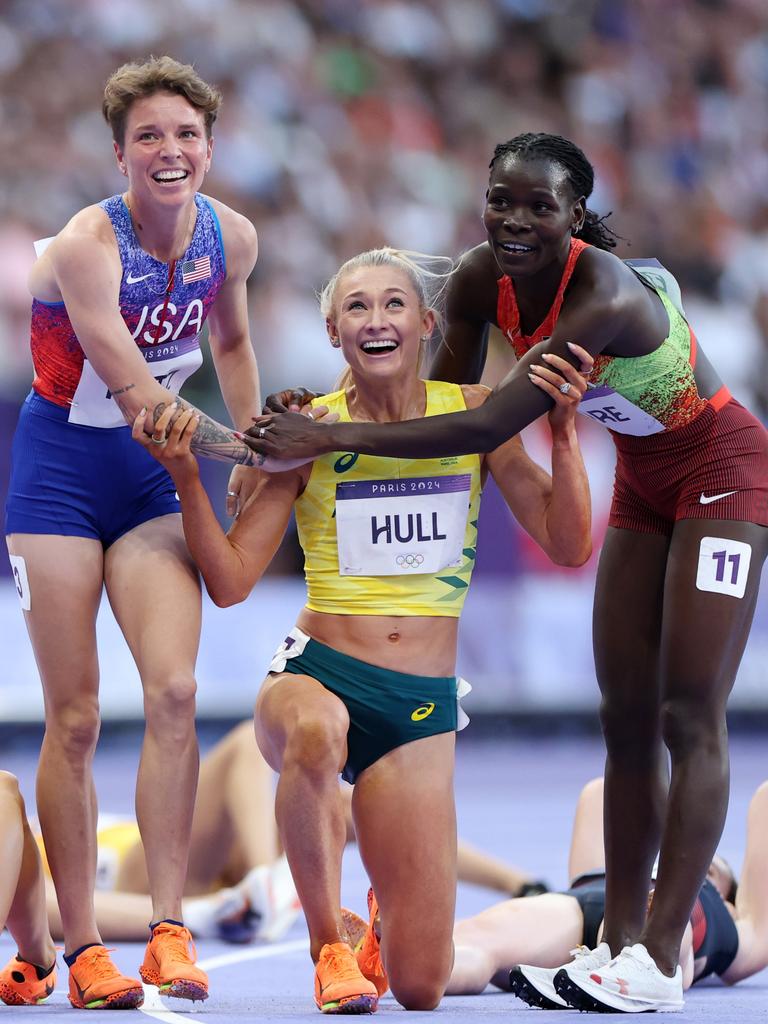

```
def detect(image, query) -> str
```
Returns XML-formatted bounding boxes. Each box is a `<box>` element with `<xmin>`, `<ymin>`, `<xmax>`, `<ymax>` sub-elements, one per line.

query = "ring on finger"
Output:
<box><xmin>558</xmin><ymin>381</ymin><xmax>572</xmax><ymax>395</ymax></box>
<box><xmin>226</xmin><ymin>490</ymin><xmax>238</xmax><ymax>498</ymax></box>
<box><xmin>257</xmin><ymin>425</ymin><xmax>267</xmax><ymax>439</ymax></box>
<box><xmin>306</xmin><ymin>409</ymin><xmax>315</xmax><ymax>420</ymax></box>
<box><xmin>150</xmin><ymin>434</ymin><xmax>167</xmax><ymax>445</ymax></box>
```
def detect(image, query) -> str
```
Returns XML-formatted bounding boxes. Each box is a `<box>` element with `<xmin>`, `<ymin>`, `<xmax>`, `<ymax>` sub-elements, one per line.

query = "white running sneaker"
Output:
<box><xmin>183</xmin><ymin>887</ymin><xmax>252</xmax><ymax>942</ymax></box>
<box><xmin>238</xmin><ymin>854</ymin><xmax>302</xmax><ymax>942</ymax></box>
<box><xmin>554</xmin><ymin>942</ymin><xmax>684</xmax><ymax>1013</ymax></box>
<box><xmin>509</xmin><ymin>942</ymin><xmax>612</xmax><ymax>1010</ymax></box>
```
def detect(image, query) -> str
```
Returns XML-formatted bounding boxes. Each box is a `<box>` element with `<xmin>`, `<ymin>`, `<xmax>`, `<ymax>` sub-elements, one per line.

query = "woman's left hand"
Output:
<box><xmin>528</xmin><ymin>342</ymin><xmax>594</xmax><ymax>431</ymax></box>
<box><xmin>132</xmin><ymin>405</ymin><xmax>200</xmax><ymax>481</ymax></box>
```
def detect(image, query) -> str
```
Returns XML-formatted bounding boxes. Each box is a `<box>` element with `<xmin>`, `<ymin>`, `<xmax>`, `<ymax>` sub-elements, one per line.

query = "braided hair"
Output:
<box><xmin>489</xmin><ymin>133</ymin><xmax>620</xmax><ymax>252</ymax></box>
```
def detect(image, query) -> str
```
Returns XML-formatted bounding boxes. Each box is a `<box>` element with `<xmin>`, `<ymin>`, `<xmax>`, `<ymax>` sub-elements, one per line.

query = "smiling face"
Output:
<box><xmin>114</xmin><ymin>90</ymin><xmax>213</xmax><ymax>209</ymax></box>
<box><xmin>484</xmin><ymin>155</ymin><xmax>585</xmax><ymax>279</ymax></box>
<box><xmin>327</xmin><ymin>265</ymin><xmax>435</xmax><ymax>387</ymax></box>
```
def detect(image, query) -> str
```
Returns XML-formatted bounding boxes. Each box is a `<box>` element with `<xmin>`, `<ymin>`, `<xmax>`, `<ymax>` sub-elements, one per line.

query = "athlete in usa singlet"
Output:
<box><xmin>31</xmin><ymin>192</ymin><xmax>225</xmax><ymax>427</ymax></box>
<box><xmin>6</xmin><ymin>193</ymin><xmax>227</xmax><ymax>544</ymax></box>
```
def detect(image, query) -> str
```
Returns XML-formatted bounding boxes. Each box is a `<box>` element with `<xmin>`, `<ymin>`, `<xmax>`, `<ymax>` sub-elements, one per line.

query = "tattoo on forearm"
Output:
<box><xmin>152</xmin><ymin>401</ymin><xmax>169</xmax><ymax>426</ymax></box>
<box><xmin>146</xmin><ymin>396</ymin><xmax>258</xmax><ymax>466</ymax></box>
<box><xmin>190</xmin><ymin>413</ymin><xmax>259</xmax><ymax>466</ymax></box>
<box><xmin>111</xmin><ymin>383</ymin><xmax>135</xmax><ymax>397</ymax></box>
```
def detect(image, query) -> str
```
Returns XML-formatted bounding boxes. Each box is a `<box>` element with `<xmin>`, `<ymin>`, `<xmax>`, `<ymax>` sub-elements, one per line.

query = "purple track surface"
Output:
<box><xmin>2</xmin><ymin>731</ymin><xmax>766</xmax><ymax>1020</ymax></box>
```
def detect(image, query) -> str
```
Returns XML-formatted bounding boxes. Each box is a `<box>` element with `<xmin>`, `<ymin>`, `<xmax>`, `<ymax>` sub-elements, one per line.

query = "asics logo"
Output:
<box><xmin>334</xmin><ymin>453</ymin><xmax>359</xmax><ymax>473</ymax></box>
<box><xmin>126</xmin><ymin>272</ymin><xmax>154</xmax><ymax>284</ymax></box>
<box><xmin>699</xmin><ymin>490</ymin><xmax>737</xmax><ymax>505</ymax></box>
<box><xmin>411</xmin><ymin>702</ymin><xmax>435</xmax><ymax>722</ymax></box>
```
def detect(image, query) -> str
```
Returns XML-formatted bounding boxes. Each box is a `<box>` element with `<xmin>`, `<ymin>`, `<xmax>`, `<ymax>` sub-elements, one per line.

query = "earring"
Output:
<box><xmin>420</xmin><ymin>334</ymin><xmax>429</xmax><ymax>342</ymax></box>
<box><xmin>331</xmin><ymin>338</ymin><xmax>341</xmax><ymax>347</ymax></box>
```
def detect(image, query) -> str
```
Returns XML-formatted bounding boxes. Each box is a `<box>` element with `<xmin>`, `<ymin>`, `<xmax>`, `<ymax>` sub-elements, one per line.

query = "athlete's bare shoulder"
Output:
<box><xmin>571</xmin><ymin>245</ymin><xmax>652</xmax><ymax>311</ymax></box>
<box><xmin>447</xmin><ymin>242</ymin><xmax>501</xmax><ymax>325</ymax></box>
<box><xmin>203</xmin><ymin>196</ymin><xmax>258</xmax><ymax>278</ymax></box>
<box><xmin>29</xmin><ymin>203</ymin><xmax>117</xmax><ymax>301</ymax></box>
<box><xmin>567</xmin><ymin>245</ymin><xmax>672</xmax><ymax>352</ymax></box>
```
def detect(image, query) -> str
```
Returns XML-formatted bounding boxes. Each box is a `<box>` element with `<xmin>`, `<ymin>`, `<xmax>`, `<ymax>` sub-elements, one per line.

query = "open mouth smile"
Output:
<box><xmin>361</xmin><ymin>339</ymin><xmax>399</xmax><ymax>354</ymax></box>
<box><xmin>152</xmin><ymin>169</ymin><xmax>190</xmax><ymax>183</ymax></box>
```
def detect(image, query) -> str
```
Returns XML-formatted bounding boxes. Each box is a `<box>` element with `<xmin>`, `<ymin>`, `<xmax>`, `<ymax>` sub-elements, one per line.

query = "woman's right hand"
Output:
<box><xmin>262</xmin><ymin>386</ymin><xmax>320</xmax><ymax>414</ymax></box>
<box><xmin>528</xmin><ymin>342</ymin><xmax>594</xmax><ymax>433</ymax></box>
<box><xmin>132</xmin><ymin>404</ymin><xmax>201</xmax><ymax>481</ymax></box>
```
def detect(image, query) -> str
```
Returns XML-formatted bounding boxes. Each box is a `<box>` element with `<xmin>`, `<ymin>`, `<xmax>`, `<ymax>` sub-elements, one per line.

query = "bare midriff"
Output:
<box><xmin>296</xmin><ymin>607</ymin><xmax>459</xmax><ymax>677</ymax></box>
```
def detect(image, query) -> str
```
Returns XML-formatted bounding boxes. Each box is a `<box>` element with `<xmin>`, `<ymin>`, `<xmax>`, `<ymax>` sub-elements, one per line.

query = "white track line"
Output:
<box><xmin>138</xmin><ymin>939</ymin><xmax>309</xmax><ymax>1022</ymax></box>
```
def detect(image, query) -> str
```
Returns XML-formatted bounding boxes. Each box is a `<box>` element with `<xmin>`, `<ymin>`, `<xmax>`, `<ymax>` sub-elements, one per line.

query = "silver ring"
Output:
<box><xmin>306</xmin><ymin>409</ymin><xmax>315</xmax><ymax>420</ymax></box>
<box><xmin>558</xmin><ymin>382</ymin><xmax>571</xmax><ymax>395</ymax></box>
<box><xmin>226</xmin><ymin>490</ymin><xmax>238</xmax><ymax>498</ymax></box>
<box><xmin>257</xmin><ymin>425</ymin><xmax>267</xmax><ymax>439</ymax></box>
<box><xmin>150</xmin><ymin>434</ymin><xmax>166</xmax><ymax>445</ymax></box>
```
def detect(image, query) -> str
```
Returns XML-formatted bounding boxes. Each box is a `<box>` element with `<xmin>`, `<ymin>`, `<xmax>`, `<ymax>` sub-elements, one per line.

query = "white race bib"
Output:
<box><xmin>578</xmin><ymin>385</ymin><xmax>664</xmax><ymax>435</ymax></box>
<box><xmin>696</xmin><ymin>536</ymin><xmax>752</xmax><ymax>599</ymax></box>
<box><xmin>68</xmin><ymin>335</ymin><xmax>203</xmax><ymax>428</ymax></box>
<box><xmin>335</xmin><ymin>474</ymin><xmax>471</xmax><ymax>577</ymax></box>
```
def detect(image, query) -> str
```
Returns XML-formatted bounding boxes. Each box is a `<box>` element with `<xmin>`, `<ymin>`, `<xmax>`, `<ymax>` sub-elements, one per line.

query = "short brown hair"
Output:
<box><xmin>103</xmin><ymin>55</ymin><xmax>222</xmax><ymax>145</ymax></box>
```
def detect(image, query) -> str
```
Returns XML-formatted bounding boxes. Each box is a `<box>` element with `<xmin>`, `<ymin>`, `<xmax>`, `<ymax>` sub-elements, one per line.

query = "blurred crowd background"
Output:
<box><xmin>0</xmin><ymin>0</ymin><xmax>767</xmax><ymax>719</ymax></box>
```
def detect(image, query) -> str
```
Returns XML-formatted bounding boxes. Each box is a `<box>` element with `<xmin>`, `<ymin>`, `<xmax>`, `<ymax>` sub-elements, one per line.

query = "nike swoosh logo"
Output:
<box><xmin>126</xmin><ymin>272</ymin><xmax>154</xmax><ymax>284</ymax></box>
<box><xmin>699</xmin><ymin>490</ymin><xmax>737</xmax><ymax>505</ymax></box>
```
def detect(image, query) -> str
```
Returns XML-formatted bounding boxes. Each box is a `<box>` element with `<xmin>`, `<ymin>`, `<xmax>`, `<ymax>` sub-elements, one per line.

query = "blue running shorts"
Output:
<box><xmin>5</xmin><ymin>391</ymin><xmax>181</xmax><ymax>547</ymax></box>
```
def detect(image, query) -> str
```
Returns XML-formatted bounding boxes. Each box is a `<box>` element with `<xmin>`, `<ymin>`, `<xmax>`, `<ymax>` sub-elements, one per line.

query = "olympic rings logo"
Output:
<box><xmin>396</xmin><ymin>553</ymin><xmax>424</xmax><ymax>568</ymax></box>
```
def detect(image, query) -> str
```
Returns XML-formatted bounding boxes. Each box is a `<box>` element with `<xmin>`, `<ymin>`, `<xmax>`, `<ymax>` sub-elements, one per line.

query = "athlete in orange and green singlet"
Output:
<box><xmin>246</xmin><ymin>133</ymin><xmax>768</xmax><ymax>1014</ymax></box>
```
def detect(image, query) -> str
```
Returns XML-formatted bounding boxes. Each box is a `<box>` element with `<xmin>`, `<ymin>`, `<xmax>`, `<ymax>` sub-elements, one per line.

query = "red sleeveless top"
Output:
<box><xmin>496</xmin><ymin>237</ymin><xmax>588</xmax><ymax>358</ymax></box>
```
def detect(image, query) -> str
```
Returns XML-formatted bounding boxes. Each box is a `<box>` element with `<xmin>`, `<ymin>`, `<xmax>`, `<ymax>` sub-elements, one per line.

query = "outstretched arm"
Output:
<box><xmin>245</xmin><ymin>260</ymin><xmax>627</xmax><ymax>461</ymax></box>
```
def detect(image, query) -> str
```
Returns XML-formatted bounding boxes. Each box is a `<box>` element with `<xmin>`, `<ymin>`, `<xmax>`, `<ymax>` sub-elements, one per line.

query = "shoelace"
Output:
<box><xmin>78</xmin><ymin>947</ymin><xmax>121</xmax><ymax>982</ymax></box>
<box><xmin>569</xmin><ymin>945</ymin><xmax>597</xmax><ymax>963</ymax></box>
<box><xmin>612</xmin><ymin>946</ymin><xmax>655</xmax><ymax>974</ymax></box>
<box><xmin>154</xmin><ymin>928</ymin><xmax>197</xmax><ymax>963</ymax></box>
<box><xmin>322</xmin><ymin>947</ymin><xmax>360</xmax><ymax>981</ymax></box>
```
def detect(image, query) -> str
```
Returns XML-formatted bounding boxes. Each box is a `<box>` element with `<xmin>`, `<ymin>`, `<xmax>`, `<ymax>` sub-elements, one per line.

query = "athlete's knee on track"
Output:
<box><xmin>660</xmin><ymin>696</ymin><xmax>726</xmax><ymax>759</ymax></box>
<box><xmin>389</xmin><ymin>972</ymin><xmax>446</xmax><ymax>1011</ymax></box>
<box><xmin>386</xmin><ymin>938</ymin><xmax>452</xmax><ymax>1011</ymax></box>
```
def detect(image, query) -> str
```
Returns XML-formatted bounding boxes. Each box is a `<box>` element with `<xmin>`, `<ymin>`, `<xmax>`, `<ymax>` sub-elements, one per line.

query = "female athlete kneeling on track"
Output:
<box><xmin>133</xmin><ymin>247</ymin><xmax>592</xmax><ymax>1014</ymax></box>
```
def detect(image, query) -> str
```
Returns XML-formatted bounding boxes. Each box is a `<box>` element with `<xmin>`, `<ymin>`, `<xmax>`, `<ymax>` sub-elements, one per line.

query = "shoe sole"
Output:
<box><xmin>318</xmin><ymin>992</ymin><xmax>378</xmax><ymax>1014</ymax></box>
<box><xmin>554</xmin><ymin>970</ymin><xmax>683</xmax><ymax>1014</ymax></box>
<box><xmin>158</xmin><ymin>980</ymin><xmax>208</xmax><ymax>1001</ymax></box>
<box><xmin>341</xmin><ymin>909</ymin><xmax>368</xmax><ymax>950</ymax></box>
<box><xmin>68</xmin><ymin>987</ymin><xmax>145</xmax><ymax>1010</ymax></box>
<box><xmin>141</xmin><ymin>968</ymin><xmax>208</xmax><ymax>1002</ymax></box>
<box><xmin>508</xmin><ymin>968</ymin><xmax>567</xmax><ymax>1010</ymax></box>
<box><xmin>0</xmin><ymin>988</ymin><xmax>52</xmax><ymax>1006</ymax></box>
